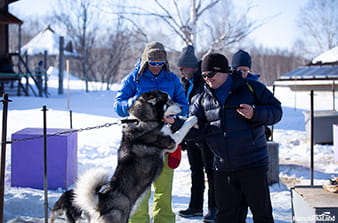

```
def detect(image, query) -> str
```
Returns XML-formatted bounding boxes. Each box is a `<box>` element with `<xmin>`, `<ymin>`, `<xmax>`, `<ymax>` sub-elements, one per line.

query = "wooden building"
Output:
<box><xmin>0</xmin><ymin>0</ymin><xmax>22</xmax><ymax>58</ymax></box>
<box><xmin>275</xmin><ymin>47</ymin><xmax>338</xmax><ymax>92</ymax></box>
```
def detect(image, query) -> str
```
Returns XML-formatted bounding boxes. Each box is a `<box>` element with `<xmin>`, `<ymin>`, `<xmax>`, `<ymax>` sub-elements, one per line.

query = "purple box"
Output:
<box><xmin>11</xmin><ymin>128</ymin><xmax>77</xmax><ymax>190</ymax></box>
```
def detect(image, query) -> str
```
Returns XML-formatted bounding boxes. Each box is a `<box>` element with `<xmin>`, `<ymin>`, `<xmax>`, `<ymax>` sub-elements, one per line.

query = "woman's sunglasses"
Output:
<box><xmin>201</xmin><ymin>71</ymin><xmax>217</xmax><ymax>78</ymax></box>
<box><xmin>148</xmin><ymin>61</ymin><xmax>165</xmax><ymax>66</ymax></box>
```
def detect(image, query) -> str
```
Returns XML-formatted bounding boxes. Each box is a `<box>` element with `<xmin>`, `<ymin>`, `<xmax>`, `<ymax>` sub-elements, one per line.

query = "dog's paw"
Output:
<box><xmin>186</xmin><ymin>116</ymin><xmax>198</xmax><ymax>127</ymax></box>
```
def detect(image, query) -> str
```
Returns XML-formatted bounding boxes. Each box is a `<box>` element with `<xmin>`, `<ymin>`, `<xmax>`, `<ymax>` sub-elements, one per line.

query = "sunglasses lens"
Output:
<box><xmin>202</xmin><ymin>71</ymin><xmax>216</xmax><ymax>78</ymax></box>
<box><xmin>149</xmin><ymin>61</ymin><xmax>164</xmax><ymax>66</ymax></box>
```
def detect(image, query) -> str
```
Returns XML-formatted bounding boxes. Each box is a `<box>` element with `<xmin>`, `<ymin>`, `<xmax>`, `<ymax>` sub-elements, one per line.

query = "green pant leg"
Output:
<box><xmin>129</xmin><ymin>189</ymin><xmax>151</xmax><ymax>223</ymax></box>
<box><xmin>152</xmin><ymin>154</ymin><xmax>176</xmax><ymax>223</ymax></box>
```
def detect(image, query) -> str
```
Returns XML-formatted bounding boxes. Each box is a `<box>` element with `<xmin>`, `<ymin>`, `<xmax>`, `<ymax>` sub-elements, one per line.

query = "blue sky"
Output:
<box><xmin>235</xmin><ymin>0</ymin><xmax>307</xmax><ymax>49</ymax></box>
<box><xmin>10</xmin><ymin>0</ymin><xmax>307</xmax><ymax>50</ymax></box>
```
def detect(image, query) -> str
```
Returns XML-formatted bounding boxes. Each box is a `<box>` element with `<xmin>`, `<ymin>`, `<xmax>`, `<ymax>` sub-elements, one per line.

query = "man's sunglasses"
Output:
<box><xmin>148</xmin><ymin>61</ymin><xmax>165</xmax><ymax>66</ymax></box>
<box><xmin>201</xmin><ymin>71</ymin><xmax>217</xmax><ymax>78</ymax></box>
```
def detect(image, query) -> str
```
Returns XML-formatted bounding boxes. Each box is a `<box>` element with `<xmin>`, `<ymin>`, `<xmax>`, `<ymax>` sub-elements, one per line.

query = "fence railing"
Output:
<box><xmin>0</xmin><ymin>94</ymin><xmax>122</xmax><ymax>223</ymax></box>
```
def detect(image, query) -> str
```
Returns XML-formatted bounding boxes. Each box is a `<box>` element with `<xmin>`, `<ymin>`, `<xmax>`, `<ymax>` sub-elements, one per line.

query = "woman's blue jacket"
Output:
<box><xmin>114</xmin><ymin>62</ymin><xmax>188</xmax><ymax>117</ymax></box>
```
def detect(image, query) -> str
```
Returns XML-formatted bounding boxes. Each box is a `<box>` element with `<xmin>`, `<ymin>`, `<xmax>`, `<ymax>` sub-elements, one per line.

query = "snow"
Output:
<box><xmin>312</xmin><ymin>46</ymin><xmax>338</xmax><ymax>64</ymax></box>
<box><xmin>2</xmin><ymin>74</ymin><xmax>338</xmax><ymax>223</ymax></box>
<box><xmin>20</xmin><ymin>27</ymin><xmax>79</xmax><ymax>57</ymax></box>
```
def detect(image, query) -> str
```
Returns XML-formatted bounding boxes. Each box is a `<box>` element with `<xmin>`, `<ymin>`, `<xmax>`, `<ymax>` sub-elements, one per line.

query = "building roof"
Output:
<box><xmin>276</xmin><ymin>47</ymin><xmax>338</xmax><ymax>91</ymax></box>
<box><xmin>312</xmin><ymin>46</ymin><xmax>338</xmax><ymax>65</ymax></box>
<box><xmin>0</xmin><ymin>10</ymin><xmax>23</xmax><ymax>25</ymax></box>
<box><xmin>279</xmin><ymin>65</ymin><xmax>338</xmax><ymax>81</ymax></box>
<box><xmin>20</xmin><ymin>26</ymin><xmax>80</xmax><ymax>56</ymax></box>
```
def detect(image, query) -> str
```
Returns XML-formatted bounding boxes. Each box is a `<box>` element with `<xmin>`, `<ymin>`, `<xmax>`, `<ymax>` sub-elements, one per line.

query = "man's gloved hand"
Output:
<box><xmin>230</xmin><ymin>69</ymin><xmax>243</xmax><ymax>80</ymax></box>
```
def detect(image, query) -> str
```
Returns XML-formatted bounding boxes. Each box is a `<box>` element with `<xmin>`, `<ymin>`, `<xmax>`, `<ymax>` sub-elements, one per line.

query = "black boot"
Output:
<box><xmin>178</xmin><ymin>207</ymin><xmax>203</xmax><ymax>218</ymax></box>
<box><xmin>203</xmin><ymin>207</ymin><xmax>218</xmax><ymax>222</ymax></box>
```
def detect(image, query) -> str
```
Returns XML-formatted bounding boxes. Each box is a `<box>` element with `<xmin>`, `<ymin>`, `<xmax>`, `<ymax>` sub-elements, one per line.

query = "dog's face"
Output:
<box><xmin>128</xmin><ymin>90</ymin><xmax>181</xmax><ymax>121</ymax></box>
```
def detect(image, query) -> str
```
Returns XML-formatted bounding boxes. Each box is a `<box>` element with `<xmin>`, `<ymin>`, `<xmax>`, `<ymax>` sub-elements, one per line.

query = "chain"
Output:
<box><xmin>5</xmin><ymin>121</ymin><xmax>121</xmax><ymax>144</ymax></box>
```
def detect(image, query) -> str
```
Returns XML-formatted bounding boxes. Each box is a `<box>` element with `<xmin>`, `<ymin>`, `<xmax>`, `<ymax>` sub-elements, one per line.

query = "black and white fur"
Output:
<box><xmin>72</xmin><ymin>90</ymin><xmax>197</xmax><ymax>223</ymax></box>
<box><xmin>50</xmin><ymin>189</ymin><xmax>90</xmax><ymax>223</ymax></box>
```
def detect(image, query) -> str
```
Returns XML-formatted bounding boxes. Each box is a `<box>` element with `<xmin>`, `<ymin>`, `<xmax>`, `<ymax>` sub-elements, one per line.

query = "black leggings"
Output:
<box><xmin>214</xmin><ymin>166</ymin><xmax>274</xmax><ymax>223</ymax></box>
<box><xmin>185</xmin><ymin>142</ymin><xmax>215</xmax><ymax>210</ymax></box>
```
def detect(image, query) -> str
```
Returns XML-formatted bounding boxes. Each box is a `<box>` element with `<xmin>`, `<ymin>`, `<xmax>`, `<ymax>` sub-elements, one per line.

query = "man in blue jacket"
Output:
<box><xmin>188</xmin><ymin>53</ymin><xmax>282</xmax><ymax>223</ymax></box>
<box><xmin>114</xmin><ymin>41</ymin><xmax>188</xmax><ymax>223</ymax></box>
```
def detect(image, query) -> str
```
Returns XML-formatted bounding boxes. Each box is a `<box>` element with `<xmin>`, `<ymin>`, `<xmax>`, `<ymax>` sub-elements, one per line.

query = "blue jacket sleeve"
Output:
<box><xmin>113</xmin><ymin>60</ymin><xmax>142</xmax><ymax>117</ymax></box>
<box><xmin>113</xmin><ymin>73</ymin><xmax>138</xmax><ymax>117</ymax></box>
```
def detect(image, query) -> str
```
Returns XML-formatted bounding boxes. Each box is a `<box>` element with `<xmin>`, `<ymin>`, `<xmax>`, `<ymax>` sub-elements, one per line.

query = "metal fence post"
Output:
<box><xmin>42</xmin><ymin>105</ymin><xmax>48</xmax><ymax>223</ymax></box>
<box><xmin>0</xmin><ymin>94</ymin><xmax>11</xmax><ymax>223</ymax></box>
<box><xmin>69</xmin><ymin>110</ymin><xmax>73</xmax><ymax>129</ymax></box>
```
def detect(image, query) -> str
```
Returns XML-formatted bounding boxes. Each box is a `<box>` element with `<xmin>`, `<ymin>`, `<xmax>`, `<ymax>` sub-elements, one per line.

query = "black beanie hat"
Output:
<box><xmin>201</xmin><ymin>53</ymin><xmax>229</xmax><ymax>73</ymax></box>
<box><xmin>231</xmin><ymin>49</ymin><xmax>251</xmax><ymax>68</ymax></box>
<box><xmin>177</xmin><ymin>45</ymin><xmax>199</xmax><ymax>68</ymax></box>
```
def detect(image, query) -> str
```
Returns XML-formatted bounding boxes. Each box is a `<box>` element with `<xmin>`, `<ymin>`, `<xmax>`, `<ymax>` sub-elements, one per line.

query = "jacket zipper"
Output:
<box><xmin>221</xmin><ymin>91</ymin><xmax>233</xmax><ymax>169</ymax></box>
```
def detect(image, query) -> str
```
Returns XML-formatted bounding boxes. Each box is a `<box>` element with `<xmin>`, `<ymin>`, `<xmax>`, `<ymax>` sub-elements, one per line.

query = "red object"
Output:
<box><xmin>168</xmin><ymin>144</ymin><xmax>182</xmax><ymax>169</ymax></box>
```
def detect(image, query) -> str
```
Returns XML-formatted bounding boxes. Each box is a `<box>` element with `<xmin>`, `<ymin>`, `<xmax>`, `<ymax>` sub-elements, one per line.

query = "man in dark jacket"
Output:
<box><xmin>188</xmin><ymin>53</ymin><xmax>282</xmax><ymax>223</ymax></box>
<box><xmin>232</xmin><ymin>49</ymin><xmax>272</xmax><ymax>223</ymax></box>
<box><xmin>176</xmin><ymin>45</ymin><xmax>217</xmax><ymax>222</ymax></box>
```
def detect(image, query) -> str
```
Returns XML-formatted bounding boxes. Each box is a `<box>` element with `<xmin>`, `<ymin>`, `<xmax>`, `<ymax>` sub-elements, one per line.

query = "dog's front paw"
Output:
<box><xmin>186</xmin><ymin>116</ymin><xmax>198</xmax><ymax>128</ymax></box>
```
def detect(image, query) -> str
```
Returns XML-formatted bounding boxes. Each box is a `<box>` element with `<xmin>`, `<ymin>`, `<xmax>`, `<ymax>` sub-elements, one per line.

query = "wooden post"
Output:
<box><xmin>267</xmin><ymin>141</ymin><xmax>279</xmax><ymax>185</ymax></box>
<box><xmin>58</xmin><ymin>36</ymin><xmax>64</xmax><ymax>95</ymax></box>
<box><xmin>43</xmin><ymin>50</ymin><xmax>48</xmax><ymax>97</ymax></box>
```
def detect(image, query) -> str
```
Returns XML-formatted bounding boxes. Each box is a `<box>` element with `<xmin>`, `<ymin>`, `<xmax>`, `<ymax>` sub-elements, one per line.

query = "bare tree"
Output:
<box><xmin>297</xmin><ymin>0</ymin><xmax>338</xmax><ymax>56</ymax></box>
<box><xmin>105</xmin><ymin>0</ymin><xmax>257</xmax><ymax>53</ymax></box>
<box><xmin>202</xmin><ymin>0</ymin><xmax>259</xmax><ymax>54</ymax></box>
<box><xmin>91</xmin><ymin>18</ymin><xmax>132</xmax><ymax>90</ymax></box>
<box><xmin>52</xmin><ymin>0</ymin><xmax>100</xmax><ymax>92</ymax></box>
<box><xmin>249</xmin><ymin>46</ymin><xmax>306</xmax><ymax>85</ymax></box>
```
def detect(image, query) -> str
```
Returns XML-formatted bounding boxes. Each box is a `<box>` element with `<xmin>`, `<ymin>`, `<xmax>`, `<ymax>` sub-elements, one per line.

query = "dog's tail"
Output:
<box><xmin>73</xmin><ymin>167</ymin><xmax>110</xmax><ymax>215</ymax></box>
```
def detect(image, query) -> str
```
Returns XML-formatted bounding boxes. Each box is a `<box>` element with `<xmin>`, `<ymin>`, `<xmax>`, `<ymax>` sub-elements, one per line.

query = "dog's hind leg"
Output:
<box><xmin>49</xmin><ymin>211</ymin><xmax>57</xmax><ymax>223</ymax></box>
<box><xmin>83</xmin><ymin>212</ymin><xmax>91</xmax><ymax>223</ymax></box>
<box><xmin>65</xmin><ymin>211</ymin><xmax>77</xmax><ymax>223</ymax></box>
<box><xmin>168</xmin><ymin>116</ymin><xmax>197</xmax><ymax>151</ymax></box>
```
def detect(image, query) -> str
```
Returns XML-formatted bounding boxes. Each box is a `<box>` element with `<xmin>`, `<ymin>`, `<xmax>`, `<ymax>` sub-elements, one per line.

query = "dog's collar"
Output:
<box><xmin>120</xmin><ymin>118</ymin><xmax>140</xmax><ymax>124</ymax></box>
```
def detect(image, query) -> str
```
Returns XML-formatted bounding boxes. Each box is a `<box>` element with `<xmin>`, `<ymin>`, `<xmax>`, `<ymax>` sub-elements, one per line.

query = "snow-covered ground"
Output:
<box><xmin>2</xmin><ymin>73</ymin><xmax>337</xmax><ymax>223</ymax></box>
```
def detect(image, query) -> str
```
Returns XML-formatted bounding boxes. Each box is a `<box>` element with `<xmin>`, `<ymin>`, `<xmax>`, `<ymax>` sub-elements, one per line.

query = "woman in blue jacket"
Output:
<box><xmin>113</xmin><ymin>41</ymin><xmax>188</xmax><ymax>223</ymax></box>
<box><xmin>114</xmin><ymin>43</ymin><xmax>188</xmax><ymax>118</ymax></box>
<box><xmin>188</xmin><ymin>53</ymin><xmax>282</xmax><ymax>223</ymax></box>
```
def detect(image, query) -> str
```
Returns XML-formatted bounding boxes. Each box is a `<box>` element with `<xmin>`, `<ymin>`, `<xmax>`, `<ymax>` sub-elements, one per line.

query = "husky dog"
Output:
<box><xmin>50</xmin><ymin>189</ymin><xmax>90</xmax><ymax>223</ymax></box>
<box><xmin>73</xmin><ymin>90</ymin><xmax>197</xmax><ymax>223</ymax></box>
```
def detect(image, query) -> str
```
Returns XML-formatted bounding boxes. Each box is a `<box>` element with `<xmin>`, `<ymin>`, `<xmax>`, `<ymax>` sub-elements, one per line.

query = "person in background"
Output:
<box><xmin>34</xmin><ymin>60</ymin><xmax>45</xmax><ymax>97</ymax></box>
<box><xmin>186</xmin><ymin>53</ymin><xmax>282</xmax><ymax>223</ymax></box>
<box><xmin>114</xmin><ymin>41</ymin><xmax>188</xmax><ymax>223</ymax></box>
<box><xmin>176</xmin><ymin>45</ymin><xmax>217</xmax><ymax>222</ymax></box>
<box><xmin>231</xmin><ymin>49</ymin><xmax>260</xmax><ymax>80</ymax></box>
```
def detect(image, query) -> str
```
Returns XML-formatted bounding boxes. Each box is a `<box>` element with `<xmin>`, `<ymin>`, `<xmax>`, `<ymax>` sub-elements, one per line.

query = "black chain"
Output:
<box><xmin>5</xmin><ymin>121</ymin><xmax>121</xmax><ymax>144</ymax></box>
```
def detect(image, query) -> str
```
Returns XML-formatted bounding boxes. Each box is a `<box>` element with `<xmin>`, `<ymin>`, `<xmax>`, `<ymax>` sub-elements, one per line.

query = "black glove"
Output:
<box><xmin>230</xmin><ymin>69</ymin><xmax>243</xmax><ymax>80</ymax></box>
